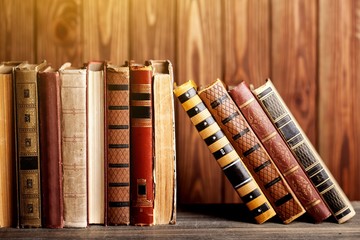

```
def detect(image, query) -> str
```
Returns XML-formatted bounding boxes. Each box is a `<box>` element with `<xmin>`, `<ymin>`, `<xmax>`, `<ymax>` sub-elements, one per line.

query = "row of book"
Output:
<box><xmin>0</xmin><ymin>60</ymin><xmax>176</xmax><ymax>228</ymax></box>
<box><xmin>174</xmin><ymin>79</ymin><xmax>356</xmax><ymax>224</ymax></box>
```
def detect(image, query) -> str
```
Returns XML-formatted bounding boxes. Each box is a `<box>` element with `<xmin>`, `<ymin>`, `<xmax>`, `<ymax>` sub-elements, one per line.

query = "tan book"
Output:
<box><xmin>86</xmin><ymin>61</ymin><xmax>105</xmax><ymax>224</ymax></box>
<box><xmin>59</xmin><ymin>63</ymin><xmax>88</xmax><ymax>228</ymax></box>
<box><xmin>147</xmin><ymin>60</ymin><xmax>176</xmax><ymax>225</ymax></box>
<box><xmin>14</xmin><ymin>61</ymin><xmax>47</xmax><ymax>228</ymax></box>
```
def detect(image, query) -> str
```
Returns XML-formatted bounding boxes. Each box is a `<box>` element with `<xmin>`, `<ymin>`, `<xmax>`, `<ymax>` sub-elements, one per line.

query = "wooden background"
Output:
<box><xmin>1</xmin><ymin>0</ymin><xmax>359</xmax><ymax>203</ymax></box>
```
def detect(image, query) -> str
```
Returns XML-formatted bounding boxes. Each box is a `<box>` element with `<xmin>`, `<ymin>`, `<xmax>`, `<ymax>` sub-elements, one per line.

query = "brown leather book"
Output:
<box><xmin>14</xmin><ymin>61</ymin><xmax>48</xmax><ymax>228</ymax></box>
<box><xmin>174</xmin><ymin>80</ymin><xmax>276</xmax><ymax>224</ymax></box>
<box><xmin>38</xmin><ymin>67</ymin><xmax>64</xmax><ymax>228</ymax></box>
<box><xmin>198</xmin><ymin>79</ymin><xmax>305</xmax><ymax>224</ymax></box>
<box><xmin>59</xmin><ymin>63</ymin><xmax>87</xmax><ymax>228</ymax></box>
<box><xmin>147</xmin><ymin>60</ymin><xmax>176</xmax><ymax>225</ymax></box>
<box><xmin>105</xmin><ymin>63</ymin><xmax>130</xmax><ymax>225</ymax></box>
<box><xmin>251</xmin><ymin>79</ymin><xmax>355</xmax><ymax>223</ymax></box>
<box><xmin>230</xmin><ymin>80</ymin><xmax>332</xmax><ymax>223</ymax></box>
<box><xmin>130</xmin><ymin>64</ymin><xmax>154</xmax><ymax>226</ymax></box>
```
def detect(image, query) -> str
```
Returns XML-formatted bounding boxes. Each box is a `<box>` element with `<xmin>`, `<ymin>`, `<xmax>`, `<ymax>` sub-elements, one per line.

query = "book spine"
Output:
<box><xmin>38</xmin><ymin>71</ymin><xmax>64</xmax><ymax>228</ymax></box>
<box><xmin>130</xmin><ymin>65</ymin><xmax>154</xmax><ymax>226</ymax></box>
<box><xmin>0</xmin><ymin>68</ymin><xmax>16</xmax><ymax>227</ymax></box>
<box><xmin>230</xmin><ymin>81</ymin><xmax>332</xmax><ymax>223</ymax></box>
<box><xmin>15</xmin><ymin>68</ymin><xmax>42</xmax><ymax>227</ymax></box>
<box><xmin>60</xmin><ymin>69</ymin><xmax>88</xmax><ymax>228</ymax></box>
<box><xmin>105</xmin><ymin>65</ymin><xmax>130</xmax><ymax>225</ymax></box>
<box><xmin>174</xmin><ymin>80</ymin><xmax>276</xmax><ymax>224</ymax></box>
<box><xmin>87</xmin><ymin>62</ymin><xmax>105</xmax><ymax>224</ymax></box>
<box><xmin>252</xmin><ymin>79</ymin><xmax>355</xmax><ymax>223</ymax></box>
<box><xmin>199</xmin><ymin>79</ymin><xmax>305</xmax><ymax>224</ymax></box>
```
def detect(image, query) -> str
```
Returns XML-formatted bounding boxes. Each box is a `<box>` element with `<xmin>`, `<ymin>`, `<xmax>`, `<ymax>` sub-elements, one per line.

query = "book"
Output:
<box><xmin>230</xmin><ymin>81</ymin><xmax>332</xmax><ymax>223</ymax></box>
<box><xmin>0</xmin><ymin>62</ymin><xmax>22</xmax><ymax>227</ymax></box>
<box><xmin>147</xmin><ymin>60</ymin><xmax>177</xmax><ymax>225</ymax></box>
<box><xmin>174</xmin><ymin>80</ymin><xmax>276</xmax><ymax>224</ymax></box>
<box><xmin>87</xmin><ymin>61</ymin><xmax>105</xmax><ymax>224</ymax></box>
<box><xmin>130</xmin><ymin>64</ymin><xmax>154</xmax><ymax>226</ymax></box>
<box><xmin>37</xmin><ymin>66</ymin><xmax>64</xmax><ymax>228</ymax></box>
<box><xmin>59</xmin><ymin>63</ymin><xmax>88</xmax><ymax>228</ymax></box>
<box><xmin>252</xmin><ymin>79</ymin><xmax>355</xmax><ymax>223</ymax></box>
<box><xmin>14</xmin><ymin>61</ymin><xmax>47</xmax><ymax>228</ymax></box>
<box><xmin>105</xmin><ymin>63</ymin><xmax>130</xmax><ymax>225</ymax></box>
<box><xmin>199</xmin><ymin>79</ymin><xmax>305</xmax><ymax>224</ymax></box>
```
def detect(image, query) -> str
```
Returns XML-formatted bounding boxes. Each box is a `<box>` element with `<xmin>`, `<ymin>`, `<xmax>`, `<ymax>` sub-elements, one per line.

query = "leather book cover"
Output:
<box><xmin>105</xmin><ymin>63</ymin><xmax>130</xmax><ymax>225</ymax></box>
<box><xmin>37</xmin><ymin>67</ymin><xmax>64</xmax><ymax>228</ymax></box>
<box><xmin>130</xmin><ymin>64</ymin><xmax>154</xmax><ymax>226</ymax></box>
<box><xmin>174</xmin><ymin>80</ymin><xmax>276</xmax><ymax>224</ymax></box>
<box><xmin>230</xmin><ymin>81</ymin><xmax>332</xmax><ymax>223</ymax></box>
<box><xmin>14</xmin><ymin>61</ymin><xmax>47</xmax><ymax>228</ymax></box>
<box><xmin>86</xmin><ymin>61</ymin><xmax>105</xmax><ymax>224</ymax></box>
<box><xmin>199</xmin><ymin>79</ymin><xmax>305</xmax><ymax>224</ymax></box>
<box><xmin>147</xmin><ymin>60</ymin><xmax>177</xmax><ymax>225</ymax></box>
<box><xmin>252</xmin><ymin>79</ymin><xmax>355</xmax><ymax>223</ymax></box>
<box><xmin>59</xmin><ymin>63</ymin><xmax>88</xmax><ymax>228</ymax></box>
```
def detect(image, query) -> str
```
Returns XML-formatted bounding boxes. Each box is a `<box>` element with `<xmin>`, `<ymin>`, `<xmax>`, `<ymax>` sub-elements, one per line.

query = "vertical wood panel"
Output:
<box><xmin>177</xmin><ymin>0</ymin><xmax>223</xmax><ymax>203</ymax></box>
<box><xmin>129</xmin><ymin>0</ymin><xmax>176</xmax><ymax>64</ymax></box>
<box><xmin>83</xmin><ymin>0</ymin><xmax>129</xmax><ymax>64</ymax></box>
<box><xmin>0</xmin><ymin>0</ymin><xmax>35</xmax><ymax>62</ymax></box>
<box><xmin>319</xmin><ymin>0</ymin><xmax>360</xmax><ymax>200</ymax></box>
<box><xmin>222</xmin><ymin>0</ymin><xmax>270</xmax><ymax>203</ymax></box>
<box><xmin>36</xmin><ymin>0</ymin><xmax>83</xmax><ymax>68</ymax></box>
<box><xmin>271</xmin><ymin>0</ymin><xmax>318</xmax><ymax>145</ymax></box>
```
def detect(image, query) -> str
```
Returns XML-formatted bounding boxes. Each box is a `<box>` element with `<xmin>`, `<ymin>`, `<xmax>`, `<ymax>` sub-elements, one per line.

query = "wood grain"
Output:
<box><xmin>271</xmin><ymin>0</ymin><xmax>318</xmax><ymax>145</ymax></box>
<box><xmin>0</xmin><ymin>0</ymin><xmax>35</xmax><ymax>62</ymax></box>
<box><xmin>129</xmin><ymin>0</ymin><xmax>176</xmax><ymax>64</ymax></box>
<box><xmin>36</xmin><ymin>0</ymin><xmax>83</xmax><ymax>68</ymax></box>
<box><xmin>318</xmin><ymin>0</ymin><xmax>360</xmax><ymax>200</ymax></box>
<box><xmin>83</xmin><ymin>0</ymin><xmax>129</xmax><ymax>65</ymax></box>
<box><xmin>176</xmin><ymin>0</ymin><xmax>223</xmax><ymax>203</ymax></box>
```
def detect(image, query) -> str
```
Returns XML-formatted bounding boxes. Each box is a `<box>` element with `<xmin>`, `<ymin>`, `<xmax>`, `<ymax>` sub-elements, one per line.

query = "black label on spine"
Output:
<box><xmin>20</xmin><ymin>157</ymin><xmax>38</xmax><ymax>170</ymax></box>
<box><xmin>223</xmin><ymin>160</ymin><xmax>251</xmax><ymax>189</ymax></box>
<box><xmin>187</xmin><ymin>102</ymin><xmax>206</xmax><ymax>118</ymax></box>
<box><xmin>178</xmin><ymin>88</ymin><xmax>197</xmax><ymax>103</ymax></box>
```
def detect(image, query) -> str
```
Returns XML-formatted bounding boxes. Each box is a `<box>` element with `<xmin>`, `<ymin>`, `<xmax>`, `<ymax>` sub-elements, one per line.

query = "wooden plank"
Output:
<box><xmin>129</xmin><ymin>0</ymin><xmax>176</xmax><ymax>64</ymax></box>
<box><xmin>0</xmin><ymin>0</ymin><xmax>35</xmax><ymax>62</ymax></box>
<box><xmin>176</xmin><ymin>0</ymin><xmax>223</xmax><ymax>203</ymax></box>
<box><xmin>318</xmin><ymin>0</ymin><xmax>360</xmax><ymax>200</ymax></box>
<box><xmin>36</xmin><ymin>0</ymin><xmax>83</xmax><ymax>68</ymax></box>
<box><xmin>83</xmin><ymin>0</ymin><xmax>129</xmax><ymax>65</ymax></box>
<box><xmin>271</xmin><ymin>0</ymin><xmax>318</xmax><ymax>145</ymax></box>
<box><xmin>0</xmin><ymin>202</ymin><xmax>359</xmax><ymax>239</ymax></box>
<box><xmin>222</xmin><ymin>0</ymin><xmax>270</xmax><ymax>203</ymax></box>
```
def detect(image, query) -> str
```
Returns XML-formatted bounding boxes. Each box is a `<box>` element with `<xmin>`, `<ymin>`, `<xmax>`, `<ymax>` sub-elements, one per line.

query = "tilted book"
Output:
<box><xmin>87</xmin><ymin>61</ymin><xmax>105</xmax><ymax>224</ymax></box>
<box><xmin>0</xmin><ymin>62</ymin><xmax>22</xmax><ymax>227</ymax></box>
<box><xmin>174</xmin><ymin>80</ymin><xmax>276</xmax><ymax>224</ymax></box>
<box><xmin>105</xmin><ymin>63</ymin><xmax>130</xmax><ymax>225</ymax></box>
<box><xmin>147</xmin><ymin>60</ymin><xmax>177</xmax><ymax>225</ymax></box>
<box><xmin>230</xmin><ymin>81</ymin><xmax>331</xmax><ymax>223</ymax></box>
<box><xmin>38</xmin><ymin>66</ymin><xmax>64</xmax><ymax>228</ymax></box>
<box><xmin>14</xmin><ymin>61</ymin><xmax>47</xmax><ymax>227</ymax></box>
<box><xmin>199</xmin><ymin>79</ymin><xmax>305</xmax><ymax>224</ymax></box>
<box><xmin>252</xmin><ymin>79</ymin><xmax>355</xmax><ymax>223</ymax></box>
<box><xmin>130</xmin><ymin>64</ymin><xmax>154</xmax><ymax>226</ymax></box>
<box><xmin>59</xmin><ymin>63</ymin><xmax>88</xmax><ymax>228</ymax></box>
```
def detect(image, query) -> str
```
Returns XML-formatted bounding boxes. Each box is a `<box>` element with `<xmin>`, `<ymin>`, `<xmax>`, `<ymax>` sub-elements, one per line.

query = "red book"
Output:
<box><xmin>130</xmin><ymin>65</ymin><xmax>153</xmax><ymax>226</ymax></box>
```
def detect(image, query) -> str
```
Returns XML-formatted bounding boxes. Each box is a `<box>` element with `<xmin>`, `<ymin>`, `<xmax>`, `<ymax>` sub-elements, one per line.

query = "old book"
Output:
<box><xmin>87</xmin><ymin>62</ymin><xmax>105</xmax><ymax>224</ymax></box>
<box><xmin>38</xmin><ymin>67</ymin><xmax>64</xmax><ymax>228</ymax></box>
<box><xmin>199</xmin><ymin>79</ymin><xmax>305</xmax><ymax>224</ymax></box>
<box><xmin>14</xmin><ymin>61</ymin><xmax>47</xmax><ymax>228</ymax></box>
<box><xmin>130</xmin><ymin>64</ymin><xmax>154</xmax><ymax>226</ymax></box>
<box><xmin>147</xmin><ymin>60</ymin><xmax>176</xmax><ymax>225</ymax></box>
<box><xmin>252</xmin><ymin>79</ymin><xmax>355</xmax><ymax>223</ymax></box>
<box><xmin>0</xmin><ymin>62</ymin><xmax>22</xmax><ymax>227</ymax></box>
<box><xmin>105</xmin><ymin>63</ymin><xmax>130</xmax><ymax>225</ymax></box>
<box><xmin>174</xmin><ymin>80</ymin><xmax>276</xmax><ymax>224</ymax></box>
<box><xmin>230</xmin><ymin>81</ymin><xmax>332</xmax><ymax>223</ymax></box>
<box><xmin>59</xmin><ymin>63</ymin><xmax>88</xmax><ymax>228</ymax></box>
